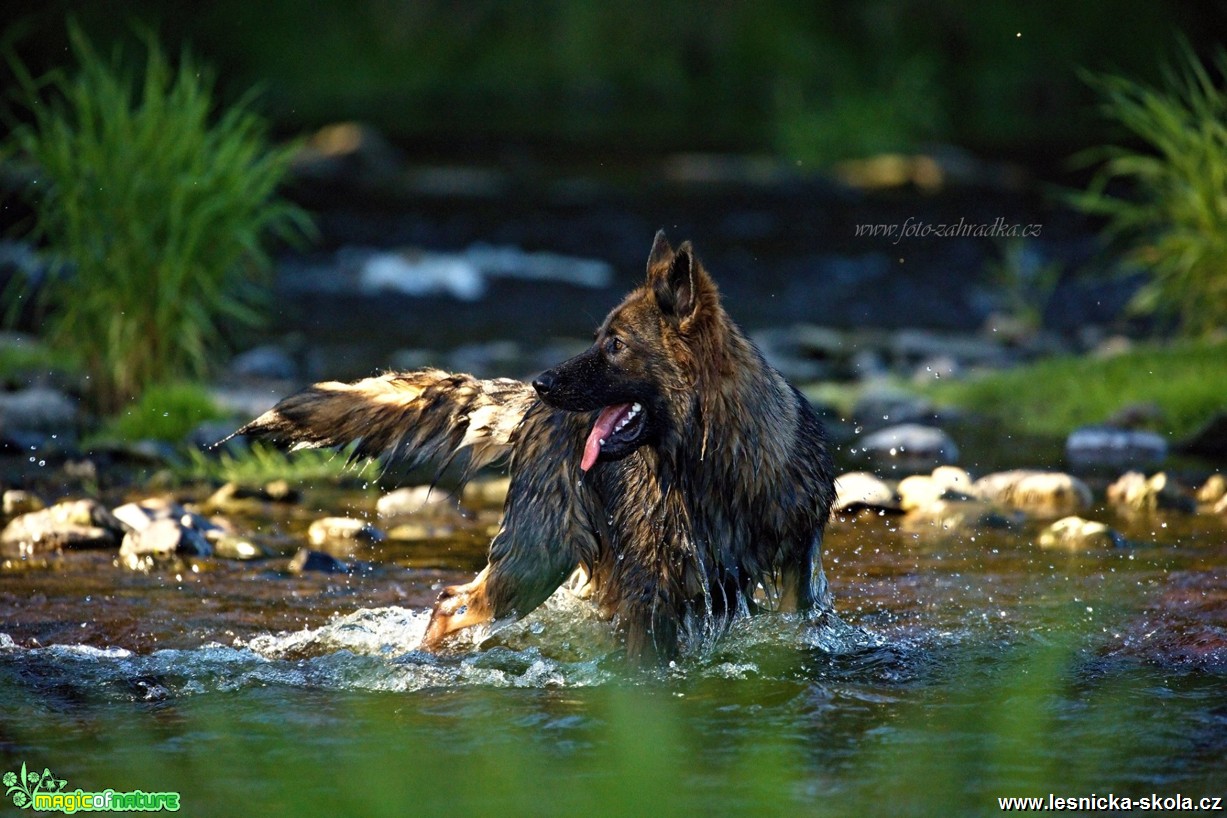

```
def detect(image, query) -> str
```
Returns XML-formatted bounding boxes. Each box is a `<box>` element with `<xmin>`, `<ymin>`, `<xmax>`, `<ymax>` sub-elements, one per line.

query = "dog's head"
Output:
<box><xmin>533</xmin><ymin>230</ymin><xmax>724</xmax><ymax>472</ymax></box>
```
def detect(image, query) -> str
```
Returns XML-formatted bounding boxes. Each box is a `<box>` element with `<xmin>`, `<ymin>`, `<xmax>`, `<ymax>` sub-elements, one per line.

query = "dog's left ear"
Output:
<box><xmin>651</xmin><ymin>240</ymin><xmax>713</xmax><ymax>325</ymax></box>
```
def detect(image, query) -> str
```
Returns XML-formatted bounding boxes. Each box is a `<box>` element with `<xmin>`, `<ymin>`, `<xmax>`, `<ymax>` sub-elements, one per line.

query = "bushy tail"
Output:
<box><xmin>227</xmin><ymin>368</ymin><xmax>537</xmax><ymax>476</ymax></box>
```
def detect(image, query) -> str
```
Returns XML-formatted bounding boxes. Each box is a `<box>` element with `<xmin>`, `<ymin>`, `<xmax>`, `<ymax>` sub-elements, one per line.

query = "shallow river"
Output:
<box><xmin>1</xmin><ymin>481</ymin><xmax>1224</xmax><ymax>816</ymax></box>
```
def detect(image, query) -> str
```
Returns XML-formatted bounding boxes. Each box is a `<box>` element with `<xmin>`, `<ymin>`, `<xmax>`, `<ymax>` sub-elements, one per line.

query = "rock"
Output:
<box><xmin>118</xmin><ymin>519</ymin><xmax>211</xmax><ymax>570</ymax></box>
<box><xmin>856</xmin><ymin>424</ymin><xmax>958</xmax><ymax>474</ymax></box>
<box><xmin>212</xmin><ymin>535</ymin><xmax>268</xmax><ymax>560</ymax></box>
<box><xmin>203</xmin><ymin>481</ymin><xmax>299</xmax><ymax>514</ymax></box>
<box><xmin>1196</xmin><ymin>474</ymin><xmax>1226</xmax><ymax>506</ymax></box>
<box><xmin>230</xmin><ymin>345</ymin><xmax>298</xmax><ymax>380</ymax></box>
<box><xmin>832</xmin><ymin>472</ymin><xmax>900</xmax><ymax>513</ymax></box>
<box><xmin>898</xmin><ymin>467</ymin><xmax>975</xmax><ymax>511</ymax></box>
<box><xmin>1216</xmin><ymin>495</ymin><xmax>1227</xmax><ymax>517</ymax></box>
<box><xmin>463</xmin><ymin>476</ymin><xmax>511</xmax><ymax>508</ymax></box>
<box><xmin>901</xmin><ymin>498</ymin><xmax>1019</xmax><ymax>535</ymax></box>
<box><xmin>307</xmin><ymin>516</ymin><xmax>384</xmax><ymax>546</ymax></box>
<box><xmin>852</xmin><ymin>391</ymin><xmax>939</xmax><ymax>432</ymax></box>
<box><xmin>1179</xmin><ymin>413</ymin><xmax>1227</xmax><ymax>460</ymax></box>
<box><xmin>288</xmin><ymin>548</ymin><xmax>349</xmax><ymax>574</ymax></box>
<box><xmin>1065</xmin><ymin>425</ymin><xmax>1168</xmax><ymax>470</ymax></box>
<box><xmin>3</xmin><ymin>489</ymin><xmax>45</xmax><ymax>516</ymax></box>
<box><xmin>0</xmin><ymin>386</ymin><xmax>77</xmax><ymax>432</ymax></box>
<box><xmin>1037</xmin><ymin>516</ymin><xmax>1124</xmax><ymax>549</ymax></box>
<box><xmin>376</xmin><ymin>485</ymin><xmax>459</xmax><ymax>517</ymax></box>
<box><xmin>973</xmin><ymin>470</ymin><xmax>1092</xmax><ymax>517</ymax></box>
<box><xmin>386</xmin><ymin>521</ymin><xmax>459</xmax><ymax>541</ymax></box>
<box><xmin>1105</xmin><ymin>402</ymin><xmax>1164</xmax><ymax>429</ymax></box>
<box><xmin>1106</xmin><ymin>471</ymin><xmax>1196</xmax><ymax>514</ymax></box>
<box><xmin>1</xmin><ymin>520</ymin><xmax>117</xmax><ymax>557</ymax></box>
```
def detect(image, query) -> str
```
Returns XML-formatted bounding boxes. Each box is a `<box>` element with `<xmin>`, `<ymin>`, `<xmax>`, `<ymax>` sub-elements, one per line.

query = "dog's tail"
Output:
<box><xmin>226</xmin><ymin>368</ymin><xmax>537</xmax><ymax>476</ymax></box>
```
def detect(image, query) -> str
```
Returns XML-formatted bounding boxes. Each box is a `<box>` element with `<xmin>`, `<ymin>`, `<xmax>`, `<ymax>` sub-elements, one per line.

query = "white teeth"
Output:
<box><xmin>615</xmin><ymin>403</ymin><xmax>642</xmax><ymax>433</ymax></box>
<box><xmin>599</xmin><ymin>438</ymin><xmax>606</xmax><ymax>445</ymax></box>
<box><xmin>632</xmin><ymin>402</ymin><xmax>641</xmax><ymax>412</ymax></box>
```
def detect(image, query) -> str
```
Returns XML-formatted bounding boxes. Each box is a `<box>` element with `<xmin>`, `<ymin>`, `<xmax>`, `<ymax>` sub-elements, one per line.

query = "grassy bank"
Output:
<box><xmin>924</xmin><ymin>340</ymin><xmax>1227</xmax><ymax>440</ymax></box>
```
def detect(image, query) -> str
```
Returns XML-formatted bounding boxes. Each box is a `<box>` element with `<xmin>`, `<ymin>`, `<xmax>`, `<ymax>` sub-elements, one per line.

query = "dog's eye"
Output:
<box><xmin>606</xmin><ymin>336</ymin><xmax>625</xmax><ymax>354</ymax></box>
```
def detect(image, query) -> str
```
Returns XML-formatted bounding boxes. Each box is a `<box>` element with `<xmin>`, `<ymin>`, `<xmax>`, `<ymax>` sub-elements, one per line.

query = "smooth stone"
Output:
<box><xmin>289</xmin><ymin>548</ymin><xmax>349</xmax><ymax>574</ymax></box>
<box><xmin>0</xmin><ymin>386</ymin><xmax>77</xmax><ymax>432</ymax></box>
<box><xmin>897</xmin><ymin>467</ymin><xmax>976</xmax><ymax>512</ymax></box>
<box><xmin>857</xmin><ymin>424</ymin><xmax>959</xmax><ymax>474</ymax></box>
<box><xmin>376</xmin><ymin>485</ymin><xmax>459</xmax><ymax>517</ymax></box>
<box><xmin>1065</xmin><ymin>425</ymin><xmax>1168</xmax><ymax>470</ymax></box>
<box><xmin>2</xmin><ymin>489</ymin><xmax>45</xmax><ymax>517</ymax></box>
<box><xmin>307</xmin><ymin>517</ymin><xmax>384</xmax><ymax>546</ymax></box>
<box><xmin>1038</xmin><ymin>516</ymin><xmax>1124</xmax><ymax>549</ymax></box>
<box><xmin>1106</xmin><ymin>471</ymin><xmax>1196</xmax><ymax>514</ymax></box>
<box><xmin>973</xmin><ymin>470</ymin><xmax>1092</xmax><ymax>517</ymax></box>
<box><xmin>203</xmin><ymin>481</ymin><xmax>298</xmax><ymax>513</ymax></box>
<box><xmin>0</xmin><ymin>522</ymin><xmax>117</xmax><ymax>558</ymax></box>
<box><xmin>386</xmin><ymin>521</ymin><xmax>459</xmax><ymax>541</ymax></box>
<box><xmin>901</xmin><ymin>498</ymin><xmax>1019</xmax><ymax>535</ymax></box>
<box><xmin>118</xmin><ymin>519</ymin><xmax>212</xmax><ymax>571</ymax></box>
<box><xmin>832</xmin><ymin>472</ymin><xmax>900</xmax><ymax>513</ymax></box>
<box><xmin>212</xmin><ymin>535</ymin><xmax>268</xmax><ymax>560</ymax></box>
<box><xmin>1195</xmin><ymin>474</ymin><xmax>1225</xmax><ymax>506</ymax></box>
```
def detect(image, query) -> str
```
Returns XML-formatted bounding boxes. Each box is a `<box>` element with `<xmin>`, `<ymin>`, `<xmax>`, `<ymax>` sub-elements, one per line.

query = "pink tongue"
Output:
<box><xmin>581</xmin><ymin>403</ymin><xmax>631</xmax><ymax>472</ymax></box>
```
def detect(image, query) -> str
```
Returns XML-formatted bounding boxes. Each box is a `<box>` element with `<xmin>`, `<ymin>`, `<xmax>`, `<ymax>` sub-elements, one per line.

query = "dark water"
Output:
<box><xmin>1</xmin><ymin>486</ymin><xmax>1225</xmax><ymax>817</ymax></box>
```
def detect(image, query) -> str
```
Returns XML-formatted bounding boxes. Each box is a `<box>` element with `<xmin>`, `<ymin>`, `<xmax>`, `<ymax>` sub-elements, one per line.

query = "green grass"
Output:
<box><xmin>924</xmin><ymin>340</ymin><xmax>1227</xmax><ymax>439</ymax></box>
<box><xmin>3</xmin><ymin>24</ymin><xmax>312</xmax><ymax>412</ymax></box>
<box><xmin>178</xmin><ymin>442</ymin><xmax>374</xmax><ymax>486</ymax></box>
<box><xmin>1071</xmin><ymin>43</ymin><xmax>1227</xmax><ymax>336</ymax></box>
<box><xmin>91</xmin><ymin>382</ymin><xmax>226</xmax><ymax>443</ymax></box>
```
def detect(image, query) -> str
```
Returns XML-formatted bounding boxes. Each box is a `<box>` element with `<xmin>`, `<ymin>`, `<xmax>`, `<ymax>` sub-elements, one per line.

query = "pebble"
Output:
<box><xmin>2</xmin><ymin>489</ymin><xmax>45</xmax><ymax>517</ymax></box>
<box><xmin>307</xmin><ymin>516</ymin><xmax>384</xmax><ymax>546</ymax></box>
<box><xmin>832</xmin><ymin>472</ymin><xmax>899</xmax><ymax>513</ymax></box>
<box><xmin>901</xmin><ymin>498</ymin><xmax>1019</xmax><ymax>535</ymax></box>
<box><xmin>973</xmin><ymin>470</ymin><xmax>1092</xmax><ymax>517</ymax></box>
<box><xmin>1195</xmin><ymin>474</ymin><xmax>1225</xmax><ymax>506</ymax></box>
<box><xmin>897</xmin><ymin>466</ymin><xmax>975</xmax><ymax>511</ymax></box>
<box><xmin>386</xmin><ymin>521</ymin><xmax>459</xmax><ymax>541</ymax></box>
<box><xmin>1106</xmin><ymin>471</ymin><xmax>1196</xmax><ymax>514</ymax></box>
<box><xmin>1037</xmin><ymin>516</ymin><xmax>1124</xmax><ymax>549</ymax></box>
<box><xmin>1066</xmin><ymin>425</ymin><xmax>1168</xmax><ymax>470</ymax></box>
<box><xmin>856</xmin><ymin>424</ymin><xmax>959</xmax><ymax>474</ymax></box>
<box><xmin>118</xmin><ymin>519</ymin><xmax>212</xmax><ymax>571</ymax></box>
<box><xmin>0</xmin><ymin>523</ymin><xmax>117</xmax><ymax>558</ymax></box>
<box><xmin>212</xmin><ymin>535</ymin><xmax>268</xmax><ymax>561</ymax></box>
<box><xmin>376</xmin><ymin>485</ymin><xmax>459</xmax><ymax>517</ymax></box>
<box><xmin>289</xmin><ymin>548</ymin><xmax>350</xmax><ymax>574</ymax></box>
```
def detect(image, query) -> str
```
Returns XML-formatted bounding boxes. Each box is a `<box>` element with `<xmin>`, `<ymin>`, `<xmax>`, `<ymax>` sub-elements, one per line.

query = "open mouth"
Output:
<box><xmin>581</xmin><ymin>401</ymin><xmax>645</xmax><ymax>472</ymax></box>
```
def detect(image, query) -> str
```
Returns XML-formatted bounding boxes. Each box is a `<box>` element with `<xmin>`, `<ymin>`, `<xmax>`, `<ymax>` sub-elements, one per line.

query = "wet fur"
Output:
<box><xmin>233</xmin><ymin>233</ymin><xmax>836</xmax><ymax>662</ymax></box>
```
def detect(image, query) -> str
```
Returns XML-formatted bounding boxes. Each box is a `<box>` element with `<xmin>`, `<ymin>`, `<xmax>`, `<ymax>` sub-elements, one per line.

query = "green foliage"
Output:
<box><xmin>925</xmin><ymin>340</ymin><xmax>1227</xmax><ymax>439</ymax></box>
<box><xmin>3</xmin><ymin>26</ymin><xmax>313</xmax><ymax>412</ymax></box>
<box><xmin>985</xmin><ymin>239</ymin><xmax>1064</xmax><ymax>333</ymax></box>
<box><xmin>1072</xmin><ymin>44</ymin><xmax>1227</xmax><ymax>336</ymax></box>
<box><xmin>178</xmin><ymin>442</ymin><xmax>368</xmax><ymax>485</ymax></box>
<box><xmin>0</xmin><ymin>335</ymin><xmax>79</xmax><ymax>383</ymax></box>
<box><xmin>92</xmin><ymin>382</ymin><xmax>225</xmax><ymax>443</ymax></box>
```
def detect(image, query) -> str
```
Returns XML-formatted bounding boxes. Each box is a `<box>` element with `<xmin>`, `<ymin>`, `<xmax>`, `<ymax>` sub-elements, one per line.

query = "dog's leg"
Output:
<box><xmin>422</xmin><ymin>404</ymin><xmax>598</xmax><ymax>649</ymax></box>
<box><xmin>777</xmin><ymin>531</ymin><xmax>831</xmax><ymax>613</ymax></box>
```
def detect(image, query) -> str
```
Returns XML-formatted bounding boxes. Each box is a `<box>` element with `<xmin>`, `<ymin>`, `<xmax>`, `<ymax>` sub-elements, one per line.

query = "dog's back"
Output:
<box><xmin>234</xmin><ymin>232</ymin><xmax>836</xmax><ymax>662</ymax></box>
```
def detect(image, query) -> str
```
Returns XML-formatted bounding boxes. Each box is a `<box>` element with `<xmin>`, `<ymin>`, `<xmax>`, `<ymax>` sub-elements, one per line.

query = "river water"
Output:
<box><xmin>1</xmin><ymin>481</ymin><xmax>1223</xmax><ymax>816</ymax></box>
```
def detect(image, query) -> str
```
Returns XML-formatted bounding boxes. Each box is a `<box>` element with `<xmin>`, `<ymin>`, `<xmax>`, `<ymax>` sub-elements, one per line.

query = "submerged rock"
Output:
<box><xmin>1037</xmin><ymin>516</ymin><xmax>1124</xmax><ymax>549</ymax></box>
<box><xmin>1106</xmin><ymin>471</ymin><xmax>1196</xmax><ymax>514</ymax></box>
<box><xmin>203</xmin><ymin>481</ymin><xmax>300</xmax><ymax>514</ymax></box>
<box><xmin>386</xmin><ymin>521</ymin><xmax>460</xmax><ymax>541</ymax></box>
<box><xmin>376</xmin><ymin>485</ymin><xmax>460</xmax><ymax>518</ymax></box>
<box><xmin>2</xmin><ymin>489</ymin><xmax>45</xmax><ymax>517</ymax></box>
<box><xmin>856</xmin><ymin>424</ymin><xmax>958</xmax><ymax>474</ymax></box>
<box><xmin>289</xmin><ymin>548</ymin><xmax>350</xmax><ymax>574</ymax></box>
<box><xmin>1</xmin><ymin>499</ymin><xmax>125</xmax><ymax>557</ymax></box>
<box><xmin>973</xmin><ymin>470</ymin><xmax>1092</xmax><ymax>517</ymax></box>
<box><xmin>212</xmin><ymin>535</ymin><xmax>268</xmax><ymax>561</ymax></box>
<box><xmin>307</xmin><ymin>516</ymin><xmax>384</xmax><ymax>546</ymax></box>
<box><xmin>898</xmin><ymin>466</ymin><xmax>975</xmax><ymax>511</ymax></box>
<box><xmin>901</xmin><ymin>498</ymin><xmax>1019</xmax><ymax>535</ymax></box>
<box><xmin>1066</xmin><ymin>425</ymin><xmax>1168</xmax><ymax>470</ymax></box>
<box><xmin>119</xmin><ymin>519</ymin><xmax>212</xmax><ymax>571</ymax></box>
<box><xmin>832</xmin><ymin>472</ymin><xmax>900</xmax><ymax>514</ymax></box>
<box><xmin>1195</xmin><ymin>474</ymin><xmax>1225</xmax><ymax>507</ymax></box>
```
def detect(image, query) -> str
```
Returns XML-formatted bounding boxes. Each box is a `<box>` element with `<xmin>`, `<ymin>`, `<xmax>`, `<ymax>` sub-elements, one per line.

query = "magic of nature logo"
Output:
<box><xmin>4</xmin><ymin>763</ymin><xmax>180</xmax><ymax>812</ymax></box>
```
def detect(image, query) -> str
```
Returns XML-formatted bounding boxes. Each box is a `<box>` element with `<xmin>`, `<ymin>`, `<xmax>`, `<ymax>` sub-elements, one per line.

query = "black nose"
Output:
<box><xmin>532</xmin><ymin>370</ymin><xmax>557</xmax><ymax>397</ymax></box>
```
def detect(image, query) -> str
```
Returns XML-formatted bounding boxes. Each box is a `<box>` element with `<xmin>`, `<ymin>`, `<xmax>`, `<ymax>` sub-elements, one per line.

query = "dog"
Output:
<box><xmin>233</xmin><ymin>231</ymin><xmax>837</xmax><ymax>662</ymax></box>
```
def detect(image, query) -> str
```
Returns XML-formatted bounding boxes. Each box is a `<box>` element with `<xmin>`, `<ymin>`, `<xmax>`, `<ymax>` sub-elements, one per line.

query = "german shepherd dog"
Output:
<box><xmin>234</xmin><ymin>232</ymin><xmax>836</xmax><ymax>662</ymax></box>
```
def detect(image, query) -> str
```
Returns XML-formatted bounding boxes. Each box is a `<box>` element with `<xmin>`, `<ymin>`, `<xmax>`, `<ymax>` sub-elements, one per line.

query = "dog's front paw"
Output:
<box><xmin>420</xmin><ymin>573</ymin><xmax>493</xmax><ymax>650</ymax></box>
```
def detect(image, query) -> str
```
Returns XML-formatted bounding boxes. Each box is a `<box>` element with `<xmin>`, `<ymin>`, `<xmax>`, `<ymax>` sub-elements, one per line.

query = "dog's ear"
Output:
<box><xmin>651</xmin><ymin>239</ymin><xmax>713</xmax><ymax>324</ymax></box>
<box><xmin>646</xmin><ymin>229</ymin><xmax>674</xmax><ymax>272</ymax></box>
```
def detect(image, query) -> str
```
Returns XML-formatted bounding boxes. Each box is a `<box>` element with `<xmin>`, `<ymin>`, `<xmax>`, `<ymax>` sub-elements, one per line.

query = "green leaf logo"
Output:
<box><xmin>4</xmin><ymin>762</ymin><xmax>63</xmax><ymax>809</ymax></box>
